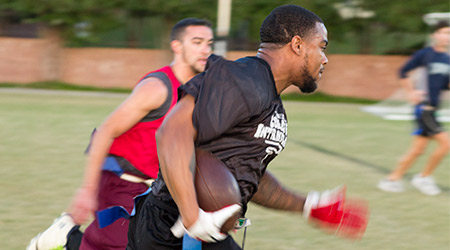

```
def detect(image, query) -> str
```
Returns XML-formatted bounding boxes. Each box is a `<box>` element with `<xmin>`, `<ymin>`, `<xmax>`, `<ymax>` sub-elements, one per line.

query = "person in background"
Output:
<box><xmin>378</xmin><ymin>20</ymin><xmax>450</xmax><ymax>196</ymax></box>
<box><xmin>27</xmin><ymin>18</ymin><xmax>214</xmax><ymax>250</ymax></box>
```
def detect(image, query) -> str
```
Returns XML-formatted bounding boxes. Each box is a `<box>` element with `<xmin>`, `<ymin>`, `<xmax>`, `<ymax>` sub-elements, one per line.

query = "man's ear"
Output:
<box><xmin>290</xmin><ymin>35</ymin><xmax>303</xmax><ymax>56</ymax></box>
<box><xmin>171</xmin><ymin>40</ymin><xmax>182</xmax><ymax>54</ymax></box>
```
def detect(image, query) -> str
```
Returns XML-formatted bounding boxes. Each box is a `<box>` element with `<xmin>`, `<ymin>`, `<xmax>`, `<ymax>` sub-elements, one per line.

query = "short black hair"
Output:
<box><xmin>260</xmin><ymin>4</ymin><xmax>323</xmax><ymax>44</ymax></box>
<box><xmin>431</xmin><ymin>20</ymin><xmax>449</xmax><ymax>33</ymax></box>
<box><xmin>170</xmin><ymin>18</ymin><xmax>212</xmax><ymax>41</ymax></box>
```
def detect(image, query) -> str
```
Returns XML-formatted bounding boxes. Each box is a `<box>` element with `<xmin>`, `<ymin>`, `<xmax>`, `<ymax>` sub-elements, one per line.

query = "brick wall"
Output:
<box><xmin>226</xmin><ymin>51</ymin><xmax>407</xmax><ymax>100</ymax></box>
<box><xmin>0</xmin><ymin>38</ymin><xmax>49</xmax><ymax>83</ymax></box>
<box><xmin>0</xmin><ymin>37</ymin><xmax>409</xmax><ymax>100</ymax></box>
<box><xmin>60</xmin><ymin>48</ymin><xmax>172</xmax><ymax>88</ymax></box>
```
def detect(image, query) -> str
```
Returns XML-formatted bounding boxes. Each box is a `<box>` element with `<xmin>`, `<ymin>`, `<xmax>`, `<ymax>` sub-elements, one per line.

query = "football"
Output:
<box><xmin>194</xmin><ymin>149</ymin><xmax>242</xmax><ymax>233</ymax></box>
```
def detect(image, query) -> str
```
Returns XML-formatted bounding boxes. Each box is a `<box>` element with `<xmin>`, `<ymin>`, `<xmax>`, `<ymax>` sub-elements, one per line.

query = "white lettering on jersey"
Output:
<box><xmin>429</xmin><ymin>62</ymin><xmax>450</xmax><ymax>76</ymax></box>
<box><xmin>253</xmin><ymin>111</ymin><xmax>288</xmax><ymax>163</ymax></box>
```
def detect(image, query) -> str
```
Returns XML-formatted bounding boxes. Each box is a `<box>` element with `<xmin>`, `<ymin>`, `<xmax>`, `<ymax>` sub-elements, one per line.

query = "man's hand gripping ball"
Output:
<box><xmin>303</xmin><ymin>185</ymin><xmax>369</xmax><ymax>239</ymax></box>
<box><xmin>171</xmin><ymin>204</ymin><xmax>241</xmax><ymax>242</ymax></box>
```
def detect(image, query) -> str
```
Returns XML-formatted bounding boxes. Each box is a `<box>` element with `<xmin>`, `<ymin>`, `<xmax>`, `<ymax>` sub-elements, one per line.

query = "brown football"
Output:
<box><xmin>194</xmin><ymin>149</ymin><xmax>242</xmax><ymax>233</ymax></box>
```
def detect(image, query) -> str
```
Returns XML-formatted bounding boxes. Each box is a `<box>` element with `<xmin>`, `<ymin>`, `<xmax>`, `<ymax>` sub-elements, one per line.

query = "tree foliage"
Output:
<box><xmin>0</xmin><ymin>0</ymin><xmax>448</xmax><ymax>53</ymax></box>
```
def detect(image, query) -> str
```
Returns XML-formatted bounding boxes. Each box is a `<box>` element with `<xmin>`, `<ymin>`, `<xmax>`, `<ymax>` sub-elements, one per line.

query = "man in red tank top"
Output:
<box><xmin>27</xmin><ymin>18</ymin><xmax>214</xmax><ymax>250</ymax></box>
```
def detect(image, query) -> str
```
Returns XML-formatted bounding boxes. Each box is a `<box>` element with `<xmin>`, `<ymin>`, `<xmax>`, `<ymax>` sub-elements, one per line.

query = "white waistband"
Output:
<box><xmin>120</xmin><ymin>173</ymin><xmax>154</xmax><ymax>186</ymax></box>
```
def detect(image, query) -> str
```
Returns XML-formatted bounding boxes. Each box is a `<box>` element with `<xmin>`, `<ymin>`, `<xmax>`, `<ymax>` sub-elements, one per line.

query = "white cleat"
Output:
<box><xmin>411</xmin><ymin>174</ymin><xmax>441</xmax><ymax>196</ymax></box>
<box><xmin>377</xmin><ymin>179</ymin><xmax>405</xmax><ymax>193</ymax></box>
<box><xmin>26</xmin><ymin>213</ymin><xmax>76</xmax><ymax>250</ymax></box>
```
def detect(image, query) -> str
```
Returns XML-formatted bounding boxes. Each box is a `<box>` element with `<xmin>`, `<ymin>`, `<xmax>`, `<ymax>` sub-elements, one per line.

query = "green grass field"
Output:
<box><xmin>1</xmin><ymin>88</ymin><xmax>449</xmax><ymax>250</ymax></box>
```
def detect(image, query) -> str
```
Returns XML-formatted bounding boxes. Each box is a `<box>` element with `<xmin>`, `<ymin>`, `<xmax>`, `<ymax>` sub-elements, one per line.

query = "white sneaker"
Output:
<box><xmin>411</xmin><ymin>174</ymin><xmax>441</xmax><ymax>196</ymax></box>
<box><xmin>377</xmin><ymin>179</ymin><xmax>405</xmax><ymax>193</ymax></box>
<box><xmin>26</xmin><ymin>213</ymin><xmax>76</xmax><ymax>250</ymax></box>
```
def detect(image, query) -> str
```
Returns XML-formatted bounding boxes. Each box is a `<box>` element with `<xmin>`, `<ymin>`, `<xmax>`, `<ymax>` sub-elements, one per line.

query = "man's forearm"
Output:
<box><xmin>156</xmin><ymin>95</ymin><xmax>200</xmax><ymax>228</ymax></box>
<box><xmin>251</xmin><ymin>171</ymin><xmax>306</xmax><ymax>212</ymax></box>
<box><xmin>158</xmin><ymin>142</ymin><xmax>198</xmax><ymax>227</ymax></box>
<box><xmin>82</xmin><ymin>128</ymin><xmax>114</xmax><ymax>192</ymax></box>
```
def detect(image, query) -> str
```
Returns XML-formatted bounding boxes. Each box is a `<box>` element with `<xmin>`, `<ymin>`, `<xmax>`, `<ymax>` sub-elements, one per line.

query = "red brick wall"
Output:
<box><xmin>0</xmin><ymin>37</ymin><xmax>408</xmax><ymax>100</ymax></box>
<box><xmin>60</xmin><ymin>48</ymin><xmax>172</xmax><ymax>88</ymax></box>
<box><xmin>0</xmin><ymin>38</ymin><xmax>48</xmax><ymax>83</ymax></box>
<box><xmin>226</xmin><ymin>51</ymin><xmax>406</xmax><ymax>100</ymax></box>
<box><xmin>318</xmin><ymin>54</ymin><xmax>406</xmax><ymax>100</ymax></box>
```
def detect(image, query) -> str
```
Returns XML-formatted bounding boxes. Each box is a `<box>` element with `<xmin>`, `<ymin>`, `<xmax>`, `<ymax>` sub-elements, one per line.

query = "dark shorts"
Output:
<box><xmin>413</xmin><ymin>103</ymin><xmax>443</xmax><ymax>137</ymax></box>
<box><xmin>80</xmin><ymin>171</ymin><xmax>149</xmax><ymax>250</ymax></box>
<box><xmin>126</xmin><ymin>193</ymin><xmax>242</xmax><ymax>250</ymax></box>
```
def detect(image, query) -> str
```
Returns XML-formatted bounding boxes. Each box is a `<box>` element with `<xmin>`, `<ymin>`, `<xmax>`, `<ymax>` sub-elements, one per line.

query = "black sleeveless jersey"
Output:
<box><xmin>152</xmin><ymin>55</ymin><xmax>288</xmax><ymax>211</ymax></box>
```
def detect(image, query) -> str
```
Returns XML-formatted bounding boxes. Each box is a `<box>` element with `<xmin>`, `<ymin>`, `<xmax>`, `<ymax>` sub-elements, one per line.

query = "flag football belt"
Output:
<box><xmin>102</xmin><ymin>156</ymin><xmax>154</xmax><ymax>186</ymax></box>
<box><xmin>120</xmin><ymin>173</ymin><xmax>154</xmax><ymax>186</ymax></box>
<box><xmin>421</xmin><ymin>104</ymin><xmax>435</xmax><ymax>111</ymax></box>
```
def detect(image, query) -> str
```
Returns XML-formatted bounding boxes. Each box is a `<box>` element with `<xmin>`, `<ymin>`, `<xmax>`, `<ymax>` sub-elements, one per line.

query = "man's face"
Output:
<box><xmin>179</xmin><ymin>25</ymin><xmax>214</xmax><ymax>73</ymax></box>
<box><xmin>433</xmin><ymin>26</ymin><xmax>450</xmax><ymax>48</ymax></box>
<box><xmin>296</xmin><ymin>22</ymin><xmax>328</xmax><ymax>93</ymax></box>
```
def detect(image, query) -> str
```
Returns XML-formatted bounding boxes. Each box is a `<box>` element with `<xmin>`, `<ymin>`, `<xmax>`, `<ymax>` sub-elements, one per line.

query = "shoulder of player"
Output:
<box><xmin>408</xmin><ymin>47</ymin><xmax>430</xmax><ymax>59</ymax></box>
<box><xmin>402</xmin><ymin>48</ymin><xmax>431</xmax><ymax>69</ymax></box>
<box><xmin>209</xmin><ymin>56</ymin><xmax>271</xmax><ymax>86</ymax></box>
<box><xmin>135</xmin><ymin>76</ymin><xmax>169</xmax><ymax>93</ymax></box>
<box><xmin>129</xmin><ymin>77</ymin><xmax>169</xmax><ymax>107</ymax></box>
<box><xmin>209</xmin><ymin>57</ymin><xmax>275</xmax><ymax>110</ymax></box>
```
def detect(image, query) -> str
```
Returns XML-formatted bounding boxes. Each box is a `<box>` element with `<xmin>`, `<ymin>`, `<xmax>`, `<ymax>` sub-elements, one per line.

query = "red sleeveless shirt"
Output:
<box><xmin>108</xmin><ymin>66</ymin><xmax>180</xmax><ymax>178</ymax></box>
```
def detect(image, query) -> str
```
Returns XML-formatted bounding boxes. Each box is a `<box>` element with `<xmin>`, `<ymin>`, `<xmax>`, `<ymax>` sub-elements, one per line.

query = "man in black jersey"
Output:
<box><xmin>127</xmin><ymin>5</ymin><xmax>368</xmax><ymax>250</ymax></box>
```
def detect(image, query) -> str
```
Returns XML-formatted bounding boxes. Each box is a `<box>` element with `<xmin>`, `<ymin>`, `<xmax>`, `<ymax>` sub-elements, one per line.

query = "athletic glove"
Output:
<box><xmin>303</xmin><ymin>185</ymin><xmax>369</xmax><ymax>239</ymax></box>
<box><xmin>171</xmin><ymin>204</ymin><xmax>241</xmax><ymax>242</ymax></box>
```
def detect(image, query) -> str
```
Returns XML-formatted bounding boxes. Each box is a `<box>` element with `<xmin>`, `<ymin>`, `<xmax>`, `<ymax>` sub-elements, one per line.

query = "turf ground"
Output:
<box><xmin>1</xmin><ymin>88</ymin><xmax>449</xmax><ymax>250</ymax></box>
